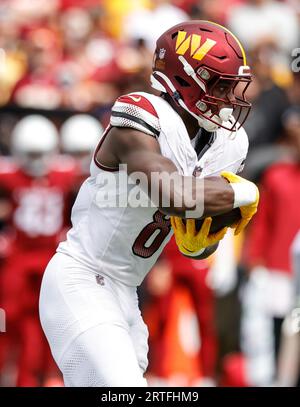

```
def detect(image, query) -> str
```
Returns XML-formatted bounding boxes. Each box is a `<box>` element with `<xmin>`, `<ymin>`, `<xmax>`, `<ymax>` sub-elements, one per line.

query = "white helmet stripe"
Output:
<box><xmin>178</xmin><ymin>55</ymin><xmax>206</xmax><ymax>93</ymax></box>
<box><xmin>151</xmin><ymin>71</ymin><xmax>177</xmax><ymax>93</ymax></box>
<box><xmin>150</xmin><ymin>74</ymin><xmax>167</xmax><ymax>93</ymax></box>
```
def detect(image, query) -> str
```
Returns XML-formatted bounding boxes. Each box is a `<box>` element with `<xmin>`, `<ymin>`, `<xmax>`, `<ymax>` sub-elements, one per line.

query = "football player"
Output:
<box><xmin>39</xmin><ymin>21</ymin><xmax>259</xmax><ymax>387</ymax></box>
<box><xmin>60</xmin><ymin>114</ymin><xmax>104</xmax><ymax>178</ymax></box>
<box><xmin>0</xmin><ymin>115</ymin><xmax>77</xmax><ymax>386</ymax></box>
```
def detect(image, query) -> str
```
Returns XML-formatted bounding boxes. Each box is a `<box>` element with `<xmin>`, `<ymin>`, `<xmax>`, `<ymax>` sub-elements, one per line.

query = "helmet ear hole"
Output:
<box><xmin>174</xmin><ymin>76</ymin><xmax>191</xmax><ymax>88</ymax></box>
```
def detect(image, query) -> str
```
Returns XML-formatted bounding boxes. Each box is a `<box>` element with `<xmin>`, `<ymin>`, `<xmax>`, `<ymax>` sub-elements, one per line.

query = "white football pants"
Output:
<box><xmin>39</xmin><ymin>252</ymin><xmax>148</xmax><ymax>387</ymax></box>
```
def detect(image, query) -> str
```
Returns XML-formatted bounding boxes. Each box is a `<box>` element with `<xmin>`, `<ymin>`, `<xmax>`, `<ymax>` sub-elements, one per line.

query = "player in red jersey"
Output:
<box><xmin>0</xmin><ymin>115</ymin><xmax>78</xmax><ymax>386</ymax></box>
<box><xmin>60</xmin><ymin>114</ymin><xmax>103</xmax><ymax>179</ymax></box>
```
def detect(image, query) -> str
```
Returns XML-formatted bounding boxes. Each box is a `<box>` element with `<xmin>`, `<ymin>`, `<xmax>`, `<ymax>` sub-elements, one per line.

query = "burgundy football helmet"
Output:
<box><xmin>151</xmin><ymin>20</ymin><xmax>252</xmax><ymax>132</ymax></box>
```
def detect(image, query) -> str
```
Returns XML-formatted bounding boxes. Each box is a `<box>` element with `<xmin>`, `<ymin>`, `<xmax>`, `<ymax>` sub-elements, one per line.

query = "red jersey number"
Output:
<box><xmin>132</xmin><ymin>210</ymin><xmax>171</xmax><ymax>258</ymax></box>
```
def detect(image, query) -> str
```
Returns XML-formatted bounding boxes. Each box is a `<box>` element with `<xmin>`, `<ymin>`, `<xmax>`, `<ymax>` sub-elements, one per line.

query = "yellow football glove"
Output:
<box><xmin>221</xmin><ymin>171</ymin><xmax>259</xmax><ymax>235</ymax></box>
<box><xmin>170</xmin><ymin>216</ymin><xmax>228</xmax><ymax>256</ymax></box>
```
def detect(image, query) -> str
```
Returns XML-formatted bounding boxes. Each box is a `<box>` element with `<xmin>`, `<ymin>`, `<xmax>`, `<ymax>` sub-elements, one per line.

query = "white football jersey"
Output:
<box><xmin>57</xmin><ymin>92</ymin><xmax>248</xmax><ymax>286</ymax></box>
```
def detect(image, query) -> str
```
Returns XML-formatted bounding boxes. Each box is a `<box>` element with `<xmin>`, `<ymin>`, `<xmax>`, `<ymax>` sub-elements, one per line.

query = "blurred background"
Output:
<box><xmin>0</xmin><ymin>0</ymin><xmax>299</xmax><ymax>387</ymax></box>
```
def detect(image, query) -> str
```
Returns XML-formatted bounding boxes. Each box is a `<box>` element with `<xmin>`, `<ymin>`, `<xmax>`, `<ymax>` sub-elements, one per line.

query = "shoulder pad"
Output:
<box><xmin>110</xmin><ymin>93</ymin><xmax>161</xmax><ymax>138</ymax></box>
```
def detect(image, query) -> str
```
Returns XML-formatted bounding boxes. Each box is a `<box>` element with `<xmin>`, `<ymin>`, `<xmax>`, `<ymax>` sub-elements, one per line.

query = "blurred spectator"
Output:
<box><xmin>292</xmin><ymin>230</ymin><xmax>300</xmax><ymax>311</ymax></box>
<box><xmin>123</xmin><ymin>0</ymin><xmax>189</xmax><ymax>52</ymax></box>
<box><xmin>59</xmin><ymin>0</ymin><xmax>100</xmax><ymax>9</ymax></box>
<box><xmin>208</xmin><ymin>230</ymin><xmax>244</xmax><ymax>376</ymax></box>
<box><xmin>100</xmin><ymin>0</ymin><xmax>151</xmax><ymax>39</ymax></box>
<box><xmin>228</xmin><ymin>0</ymin><xmax>299</xmax><ymax>56</ymax></box>
<box><xmin>287</xmin><ymin>0</ymin><xmax>300</xmax><ymax>30</ymax></box>
<box><xmin>0</xmin><ymin>1</ymin><xmax>158</xmax><ymax>111</ymax></box>
<box><xmin>9</xmin><ymin>0</ymin><xmax>60</xmax><ymax>21</ymax></box>
<box><xmin>241</xmin><ymin>106</ymin><xmax>300</xmax><ymax>385</ymax></box>
<box><xmin>11</xmin><ymin>28</ymin><xmax>63</xmax><ymax>109</ymax></box>
<box><xmin>189</xmin><ymin>0</ymin><xmax>244</xmax><ymax>25</ymax></box>
<box><xmin>143</xmin><ymin>238</ymin><xmax>217</xmax><ymax>386</ymax></box>
<box><xmin>228</xmin><ymin>0</ymin><xmax>297</xmax><ymax>124</ymax></box>
<box><xmin>275</xmin><ymin>230</ymin><xmax>300</xmax><ymax>387</ymax></box>
<box><xmin>0</xmin><ymin>5</ymin><xmax>27</xmax><ymax>106</ymax></box>
<box><xmin>243</xmin><ymin>44</ymin><xmax>291</xmax><ymax>181</ymax></box>
<box><xmin>288</xmin><ymin>72</ymin><xmax>300</xmax><ymax>106</ymax></box>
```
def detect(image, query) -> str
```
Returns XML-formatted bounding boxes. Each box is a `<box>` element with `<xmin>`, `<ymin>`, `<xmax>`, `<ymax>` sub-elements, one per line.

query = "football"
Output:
<box><xmin>185</xmin><ymin>207</ymin><xmax>241</xmax><ymax>233</ymax></box>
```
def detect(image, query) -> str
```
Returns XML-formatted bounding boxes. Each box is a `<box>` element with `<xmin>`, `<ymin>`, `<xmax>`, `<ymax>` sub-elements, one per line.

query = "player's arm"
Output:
<box><xmin>98</xmin><ymin>126</ymin><xmax>256</xmax><ymax>219</ymax></box>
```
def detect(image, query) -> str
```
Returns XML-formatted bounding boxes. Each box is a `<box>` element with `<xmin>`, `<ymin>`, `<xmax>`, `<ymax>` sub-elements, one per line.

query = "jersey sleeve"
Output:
<box><xmin>110</xmin><ymin>93</ymin><xmax>161</xmax><ymax>138</ymax></box>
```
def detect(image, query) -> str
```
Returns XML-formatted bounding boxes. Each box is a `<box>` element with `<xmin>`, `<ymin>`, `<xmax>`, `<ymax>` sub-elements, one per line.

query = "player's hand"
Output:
<box><xmin>171</xmin><ymin>216</ymin><xmax>227</xmax><ymax>256</ymax></box>
<box><xmin>221</xmin><ymin>171</ymin><xmax>259</xmax><ymax>235</ymax></box>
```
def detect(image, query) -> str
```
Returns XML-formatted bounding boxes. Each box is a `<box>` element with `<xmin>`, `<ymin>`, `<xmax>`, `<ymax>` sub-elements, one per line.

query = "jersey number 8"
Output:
<box><xmin>132</xmin><ymin>210</ymin><xmax>171</xmax><ymax>258</ymax></box>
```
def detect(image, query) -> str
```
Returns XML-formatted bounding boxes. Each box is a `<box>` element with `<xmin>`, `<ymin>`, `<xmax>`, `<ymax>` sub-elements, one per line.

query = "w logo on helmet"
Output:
<box><xmin>175</xmin><ymin>31</ymin><xmax>217</xmax><ymax>62</ymax></box>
